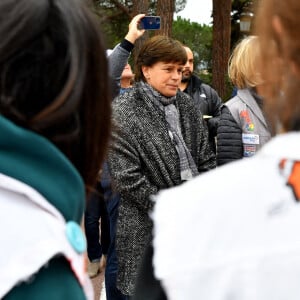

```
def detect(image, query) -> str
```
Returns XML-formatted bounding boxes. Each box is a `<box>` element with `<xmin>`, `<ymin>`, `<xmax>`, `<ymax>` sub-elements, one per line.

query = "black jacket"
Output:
<box><xmin>216</xmin><ymin>104</ymin><xmax>243</xmax><ymax>166</ymax></box>
<box><xmin>184</xmin><ymin>75</ymin><xmax>223</xmax><ymax>150</ymax></box>
<box><xmin>133</xmin><ymin>242</ymin><xmax>167</xmax><ymax>300</ymax></box>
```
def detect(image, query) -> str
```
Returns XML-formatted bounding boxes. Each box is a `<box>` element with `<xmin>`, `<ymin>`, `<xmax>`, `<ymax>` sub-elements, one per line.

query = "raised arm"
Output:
<box><xmin>108</xmin><ymin>14</ymin><xmax>145</xmax><ymax>97</ymax></box>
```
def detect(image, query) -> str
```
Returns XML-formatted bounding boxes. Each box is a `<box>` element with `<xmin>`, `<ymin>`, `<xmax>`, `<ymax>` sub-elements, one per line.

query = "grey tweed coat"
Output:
<box><xmin>108</xmin><ymin>85</ymin><xmax>216</xmax><ymax>295</ymax></box>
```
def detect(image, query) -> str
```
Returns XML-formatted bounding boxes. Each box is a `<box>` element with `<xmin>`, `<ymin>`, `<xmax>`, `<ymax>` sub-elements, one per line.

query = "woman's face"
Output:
<box><xmin>121</xmin><ymin>63</ymin><xmax>134</xmax><ymax>80</ymax></box>
<box><xmin>142</xmin><ymin>61</ymin><xmax>184</xmax><ymax>97</ymax></box>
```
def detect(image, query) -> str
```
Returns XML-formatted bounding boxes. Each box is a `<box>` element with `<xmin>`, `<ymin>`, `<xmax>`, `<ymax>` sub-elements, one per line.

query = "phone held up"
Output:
<box><xmin>139</xmin><ymin>16</ymin><xmax>161</xmax><ymax>30</ymax></box>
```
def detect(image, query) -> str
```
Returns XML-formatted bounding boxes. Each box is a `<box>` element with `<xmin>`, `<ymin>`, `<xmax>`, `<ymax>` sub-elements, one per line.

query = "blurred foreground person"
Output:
<box><xmin>149</xmin><ymin>0</ymin><xmax>300</xmax><ymax>299</ymax></box>
<box><xmin>108</xmin><ymin>35</ymin><xmax>216</xmax><ymax>297</ymax></box>
<box><xmin>0</xmin><ymin>0</ymin><xmax>111</xmax><ymax>299</ymax></box>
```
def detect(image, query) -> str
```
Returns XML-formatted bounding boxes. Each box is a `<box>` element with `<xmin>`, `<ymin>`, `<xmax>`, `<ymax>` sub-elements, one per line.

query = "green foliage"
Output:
<box><xmin>92</xmin><ymin>0</ymin><xmax>188</xmax><ymax>49</ymax></box>
<box><xmin>92</xmin><ymin>0</ymin><xmax>252</xmax><ymax>93</ymax></box>
<box><xmin>92</xmin><ymin>1</ymin><xmax>131</xmax><ymax>48</ymax></box>
<box><xmin>101</xmin><ymin>15</ymin><xmax>130</xmax><ymax>48</ymax></box>
<box><xmin>172</xmin><ymin>17</ymin><xmax>213</xmax><ymax>76</ymax></box>
<box><xmin>172</xmin><ymin>16</ymin><xmax>233</xmax><ymax>100</ymax></box>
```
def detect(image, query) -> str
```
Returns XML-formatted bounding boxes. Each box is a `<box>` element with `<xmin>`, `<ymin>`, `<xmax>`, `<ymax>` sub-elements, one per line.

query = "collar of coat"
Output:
<box><xmin>186</xmin><ymin>74</ymin><xmax>203</xmax><ymax>95</ymax></box>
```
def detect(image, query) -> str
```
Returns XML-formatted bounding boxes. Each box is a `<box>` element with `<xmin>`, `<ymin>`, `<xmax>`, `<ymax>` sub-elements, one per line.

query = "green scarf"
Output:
<box><xmin>0</xmin><ymin>115</ymin><xmax>84</xmax><ymax>222</ymax></box>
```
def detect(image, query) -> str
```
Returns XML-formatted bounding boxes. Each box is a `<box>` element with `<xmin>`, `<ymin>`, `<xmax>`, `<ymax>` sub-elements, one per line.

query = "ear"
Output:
<box><xmin>290</xmin><ymin>60</ymin><xmax>300</xmax><ymax>79</ymax></box>
<box><xmin>142</xmin><ymin>66</ymin><xmax>150</xmax><ymax>80</ymax></box>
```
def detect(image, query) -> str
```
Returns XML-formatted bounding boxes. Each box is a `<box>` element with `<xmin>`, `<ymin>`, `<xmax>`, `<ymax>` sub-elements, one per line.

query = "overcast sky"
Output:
<box><xmin>174</xmin><ymin>0</ymin><xmax>213</xmax><ymax>25</ymax></box>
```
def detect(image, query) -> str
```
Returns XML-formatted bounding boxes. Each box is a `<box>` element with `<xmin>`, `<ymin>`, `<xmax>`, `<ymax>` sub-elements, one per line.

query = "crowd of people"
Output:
<box><xmin>2</xmin><ymin>0</ymin><xmax>300</xmax><ymax>299</ymax></box>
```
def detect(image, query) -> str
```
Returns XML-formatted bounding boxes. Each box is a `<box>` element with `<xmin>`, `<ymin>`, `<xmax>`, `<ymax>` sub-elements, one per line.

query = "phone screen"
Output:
<box><xmin>140</xmin><ymin>16</ymin><xmax>161</xmax><ymax>30</ymax></box>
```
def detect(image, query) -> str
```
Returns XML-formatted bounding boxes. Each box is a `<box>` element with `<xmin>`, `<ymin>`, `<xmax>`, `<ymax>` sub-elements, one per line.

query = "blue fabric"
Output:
<box><xmin>101</xmin><ymin>162</ymin><xmax>127</xmax><ymax>300</ymax></box>
<box><xmin>84</xmin><ymin>191</ymin><xmax>103</xmax><ymax>261</ymax></box>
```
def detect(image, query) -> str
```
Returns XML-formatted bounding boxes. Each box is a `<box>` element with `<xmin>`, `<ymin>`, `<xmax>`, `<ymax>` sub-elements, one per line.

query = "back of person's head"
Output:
<box><xmin>255</xmin><ymin>0</ymin><xmax>300</xmax><ymax>132</ymax></box>
<box><xmin>182</xmin><ymin>45</ymin><xmax>193</xmax><ymax>56</ymax></box>
<box><xmin>134</xmin><ymin>35</ymin><xmax>187</xmax><ymax>82</ymax></box>
<box><xmin>182</xmin><ymin>45</ymin><xmax>193</xmax><ymax>54</ymax></box>
<box><xmin>228</xmin><ymin>35</ymin><xmax>262</xmax><ymax>89</ymax></box>
<box><xmin>0</xmin><ymin>0</ymin><xmax>111</xmax><ymax>189</ymax></box>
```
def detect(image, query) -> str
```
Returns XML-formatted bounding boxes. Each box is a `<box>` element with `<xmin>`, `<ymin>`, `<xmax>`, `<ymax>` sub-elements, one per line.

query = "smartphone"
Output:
<box><xmin>139</xmin><ymin>16</ymin><xmax>161</xmax><ymax>30</ymax></box>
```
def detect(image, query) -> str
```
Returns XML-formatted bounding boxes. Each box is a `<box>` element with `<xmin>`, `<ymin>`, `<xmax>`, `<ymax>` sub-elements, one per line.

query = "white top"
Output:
<box><xmin>152</xmin><ymin>132</ymin><xmax>300</xmax><ymax>300</ymax></box>
<box><xmin>0</xmin><ymin>173</ymin><xmax>93</xmax><ymax>299</ymax></box>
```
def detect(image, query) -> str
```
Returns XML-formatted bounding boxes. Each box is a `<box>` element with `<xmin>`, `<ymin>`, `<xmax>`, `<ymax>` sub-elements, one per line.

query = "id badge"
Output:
<box><xmin>242</xmin><ymin>133</ymin><xmax>259</xmax><ymax>145</ymax></box>
<box><xmin>244</xmin><ymin>144</ymin><xmax>256</xmax><ymax>157</ymax></box>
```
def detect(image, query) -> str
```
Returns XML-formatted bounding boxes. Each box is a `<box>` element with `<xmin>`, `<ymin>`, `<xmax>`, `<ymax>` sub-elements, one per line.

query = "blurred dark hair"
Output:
<box><xmin>0</xmin><ymin>0</ymin><xmax>111</xmax><ymax>190</ymax></box>
<box><xmin>134</xmin><ymin>35</ymin><xmax>187</xmax><ymax>82</ymax></box>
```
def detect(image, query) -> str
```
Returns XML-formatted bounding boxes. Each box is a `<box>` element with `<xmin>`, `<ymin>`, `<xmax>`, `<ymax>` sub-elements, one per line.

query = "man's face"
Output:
<box><xmin>181</xmin><ymin>47</ymin><xmax>194</xmax><ymax>82</ymax></box>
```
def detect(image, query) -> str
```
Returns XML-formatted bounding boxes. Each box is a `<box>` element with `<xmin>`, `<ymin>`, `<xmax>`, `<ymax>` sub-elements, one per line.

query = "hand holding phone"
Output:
<box><xmin>139</xmin><ymin>16</ymin><xmax>161</xmax><ymax>30</ymax></box>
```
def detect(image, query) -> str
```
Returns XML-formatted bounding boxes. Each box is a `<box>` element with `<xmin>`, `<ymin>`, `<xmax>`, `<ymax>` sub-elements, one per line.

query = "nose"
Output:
<box><xmin>185</xmin><ymin>58</ymin><xmax>191</xmax><ymax>67</ymax></box>
<box><xmin>171</xmin><ymin>70</ymin><xmax>181</xmax><ymax>80</ymax></box>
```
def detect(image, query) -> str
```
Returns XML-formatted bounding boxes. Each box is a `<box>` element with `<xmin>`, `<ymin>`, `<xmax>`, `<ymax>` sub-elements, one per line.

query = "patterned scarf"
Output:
<box><xmin>139</xmin><ymin>81</ymin><xmax>199</xmax><ymax>180</ymax></box>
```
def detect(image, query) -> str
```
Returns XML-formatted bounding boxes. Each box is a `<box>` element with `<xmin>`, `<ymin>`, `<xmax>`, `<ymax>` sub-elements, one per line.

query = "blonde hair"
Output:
<box><xmin>228</xmin><ymin>35</ymin><xmax>262</xmax><ymax>89</ymax></box>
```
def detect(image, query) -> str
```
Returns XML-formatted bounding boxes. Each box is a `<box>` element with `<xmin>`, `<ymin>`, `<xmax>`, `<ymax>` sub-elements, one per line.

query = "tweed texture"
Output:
<box><xmin>108</xmin><ymin>86</ymin><xmax>216</xmax><ymax>295</ymax></box>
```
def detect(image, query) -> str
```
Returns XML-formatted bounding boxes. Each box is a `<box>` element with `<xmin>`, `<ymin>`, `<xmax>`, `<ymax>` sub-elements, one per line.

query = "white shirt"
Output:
<box><xmin>0</xmin><ymin>173</ymin><xmax>93</xmax><ymax>299</ymax></box>
<box><xmin>153</xmin><ymin>132</ymin><xmax>300</xmax><ymax>300</ymax></box>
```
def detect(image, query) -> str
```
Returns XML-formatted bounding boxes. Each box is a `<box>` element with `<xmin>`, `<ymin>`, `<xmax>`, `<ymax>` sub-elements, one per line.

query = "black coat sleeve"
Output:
<box><xmin>133</xmin><ymin>241</ymin><xmax>167</xmax><ymax>300</ymax></box>
<box><xmin>201</xmin><ymin>83</ymin><xmax>223</xmax><ymax>137</ymax></box>
<box><xmin>216</xmin><ymin>105</ymin><xmax>243</xmax><ymax>166</ymax></box>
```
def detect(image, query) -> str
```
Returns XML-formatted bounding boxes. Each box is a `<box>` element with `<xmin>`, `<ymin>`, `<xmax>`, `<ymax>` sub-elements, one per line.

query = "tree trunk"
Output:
<box><xmin>212</xmin><ymin>0</ymin><xmax>231</xmax><ymax>100</ymax></box>
<box><xmin>156</xmin><ymin>0</ymin><xmax>175</xmax><ymax>36</ymax></box>
<box><xmin>132</xmin><ymin>0</ymin><xmax>150</xmax><ymax>59</ymax></box>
